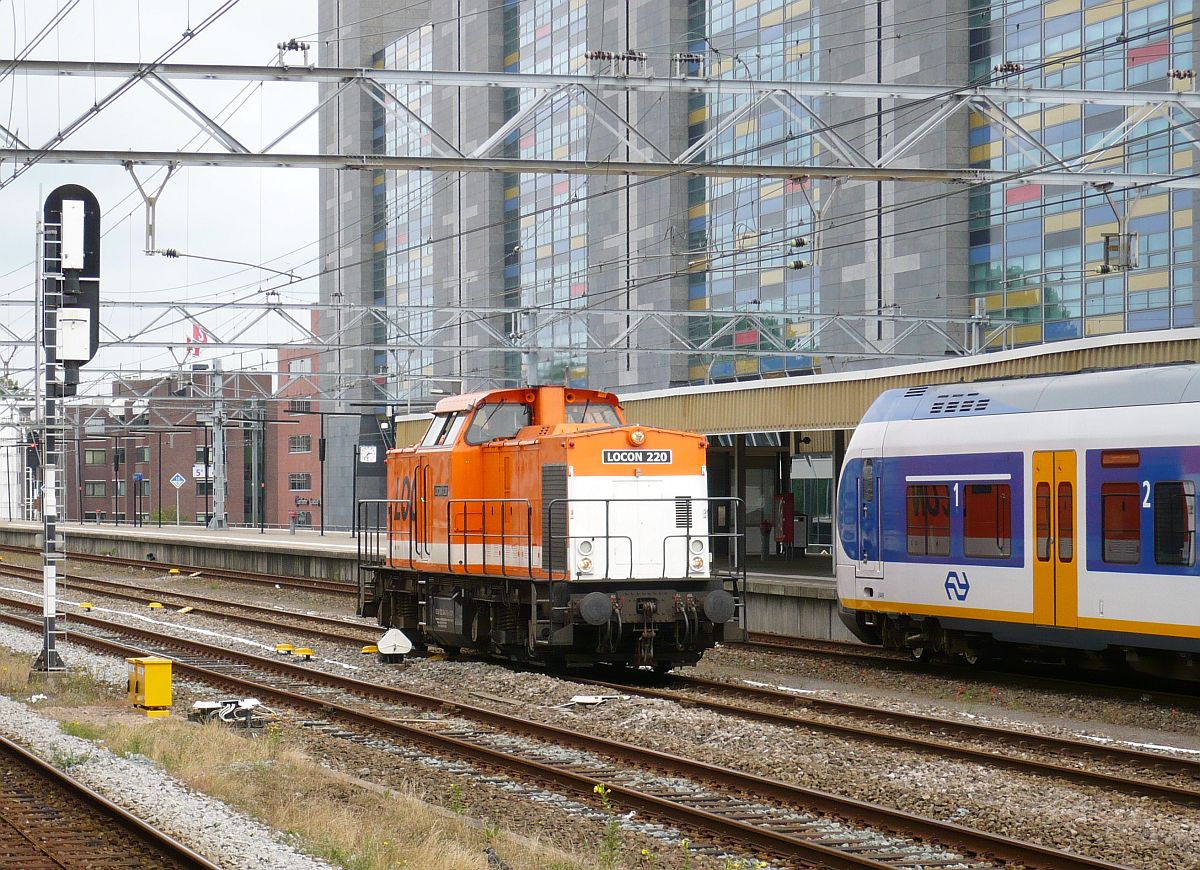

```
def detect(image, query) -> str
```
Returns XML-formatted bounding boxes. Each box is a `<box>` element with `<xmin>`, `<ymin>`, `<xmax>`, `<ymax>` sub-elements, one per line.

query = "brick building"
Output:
<box><xmin>62</xmin><ymin>368</ymin><xmax>293</xmax><ymax>527</ymax></box>
<box><xmin>271</xmin><ymin>345</ymin><xmax>324</xmax><ymax>530</ymax></box>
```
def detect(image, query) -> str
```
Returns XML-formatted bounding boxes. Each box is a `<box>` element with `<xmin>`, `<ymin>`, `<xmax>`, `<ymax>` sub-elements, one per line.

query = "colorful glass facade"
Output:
<box><xmin>685</xmin><ymin>0</ymin><xmax>822</xmax><ymax>383</ymax></box>
<box><xmin>373</xmin><ymin>25</ymin><xmax>436</xmax><ymax>385</ymax></box>
<box><xmin>503</xmin><ymin>0</ymin><xmax>591</xmax><ymax>386</ymax></box>
<box><xmin>968</xmin><ymin>0</ymin><xmax>1195</xmax><ymax>345</ymax></box>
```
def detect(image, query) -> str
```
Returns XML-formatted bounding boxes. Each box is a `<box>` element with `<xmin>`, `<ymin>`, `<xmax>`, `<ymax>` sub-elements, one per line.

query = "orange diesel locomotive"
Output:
<box><xmin>357</xmin><ymin>386</ymin><xmax>742</xmax><ymax>669</ymax></box>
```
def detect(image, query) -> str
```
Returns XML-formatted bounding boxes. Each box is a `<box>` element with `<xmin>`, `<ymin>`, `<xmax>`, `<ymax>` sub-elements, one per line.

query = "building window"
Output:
<box><xmin>289</xmin><ymin>357</ymin><xmax>312</xmax><ymax>374</ymax></box>
<box><xmin>83</xmin><ymin>511</ymin><xmax>103</xmax><ymax>522</ymax></box>
<box><xmin>195</xmin><ymin>446</ymin><xmax>210</xmax><ymax>463</ymax></box>
<box><xmin>288</xmin><ymin>435</ymin><xmax>312</xmax><ymax>453</ymax></box>
<box><xmin>1101</xmin><ymin>481</ymin><xmax>1141</xmax><ymax>564</ymax></box>
<box><xmin>1154</xmin><ymin>481</ymin><xmax>1196</xmax><ymax>566</ymax></box>
<box><xmin>137</xmin><ymin>479</ymin><xmax>152</xmax><ymax>497</ymax></box>
<box><xmin>289</xmin><ymin>473</ymin><xmax>312</xmax><ymax>491</ymax></box>
<box><xmin>113</xmin><ymin>480</ymin><xmax>126</xmax><ymax>498</ymax></box>
<box><xmin>113</xmin><ymin>447</ymin><xmax>125</xmax><ymax>466</ymax></box>
<box><xmin>962</xmin><ymin>483</ymin><xmax>1012</xmax><ymax>559</ymax></box>
<box><xmin>287</xmin><ymin>399</ymin><xmax>311</xmax><ymax>414</ymax></box>
<box><xmin>196</xmin><ymin>481</ymin><xmax>213</xmax><ymax>496</ymax></box>
<box><xmin>83</xmin><ymin>481</ymin><xmax>106</xmax><ymax>498</ymax></box>
<box><xmin>136</xmin><ymin>446</ymin><xmax>151</xmax><ymax>463</ymax></box>
<box><xmin>905</xmin><ymin>485</ymin><xmax>950</xmax><ymax>556</ymax></box>
<box><xmin>195</xmin><ymin>513</ymin><xmax>213</xmax><ymax>525</ymax></box>
<box><xmin>84</xmin><ymin>449</ymin><xmax>105</xmax><ymax>466</ymax></box>
<box><xmin>294</xmin><ymin>510</ymin><xmax>313</xmax><ymax>527</ymax></box>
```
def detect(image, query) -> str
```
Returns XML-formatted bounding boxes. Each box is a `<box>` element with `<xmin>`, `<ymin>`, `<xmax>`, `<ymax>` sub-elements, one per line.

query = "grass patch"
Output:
<box><xmin>0</xmin><ymin>648</ymin><xmax>113</xmax><ymax>707</ymax></box>
<box><xmin>60</xmin><ymin>719</ymin><xmax>105</xmax><ymax>741</ymax></box>
<box><xmin>59</xmin><ymin>716</ymin><xmax>589</xmax><ymax>870</ymax></box>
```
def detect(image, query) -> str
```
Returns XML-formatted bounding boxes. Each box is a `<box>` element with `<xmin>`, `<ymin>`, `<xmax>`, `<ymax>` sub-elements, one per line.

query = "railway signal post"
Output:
<box><xmin>33</xmin><ymin>184</ymin><xmax>101</xmax><ymax>673</ymax></box>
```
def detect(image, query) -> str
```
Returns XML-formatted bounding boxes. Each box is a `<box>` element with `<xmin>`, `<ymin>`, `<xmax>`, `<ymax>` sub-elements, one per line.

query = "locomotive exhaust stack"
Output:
<box><xmin>356</xmin><ymin>386</ymin><xmax>744</xmax><ymax>670</ymax></box>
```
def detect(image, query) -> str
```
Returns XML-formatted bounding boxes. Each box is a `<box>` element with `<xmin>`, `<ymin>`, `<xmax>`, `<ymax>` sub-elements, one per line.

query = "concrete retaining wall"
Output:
<box><xmin>743</xmin><ymin>578</ymin><xmax>859</xmax><ymax>643</ymax></box>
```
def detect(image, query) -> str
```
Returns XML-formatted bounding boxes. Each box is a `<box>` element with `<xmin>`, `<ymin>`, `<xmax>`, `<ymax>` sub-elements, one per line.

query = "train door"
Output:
<box><xmin>413</xmin><ymin>462</ymin><xmax>433</xmax><ymax>562</ymax></box>
<box><xmin>855</xmin><ymin>454</ymin><xmax>883</xmax><ymax>580</ymax></box>
<box><xmin>1032</xmin><ymin>451</ymin><xmax>1077</xmax><ymax>627</ymax></box>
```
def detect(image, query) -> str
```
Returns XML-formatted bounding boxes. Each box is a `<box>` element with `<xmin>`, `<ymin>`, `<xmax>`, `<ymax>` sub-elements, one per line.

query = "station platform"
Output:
<box><xmin>0</xmin><ymin>521</ymin><xmax>850</xmax><ymax>641</ymax></box>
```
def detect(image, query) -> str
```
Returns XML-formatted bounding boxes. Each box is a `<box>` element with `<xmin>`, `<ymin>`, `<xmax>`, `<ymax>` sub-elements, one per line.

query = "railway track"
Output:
<box><xmin>6</xmin><ymin>560</ymin><xmax>1195</xmax><ymax>812</ymax></box>
<box><xmin>741</xmin><ymin>632</ymin><xmax>1200</xmax><ymax>711</ymax></box>
<box><xmin>0</xmin><ymin>731</ymin><xmax>219</xmax><ymax>869</ymax></box>
<box><xmin>0</xmin><ymin>593</ymin><xmax>1130</xmax><ymax>870</ymax></box>
<box><xmin>577</xmin><ymin>671</ymin><xmax>1200</xmax><ymax>808</ymax></box>
<box><xmin>0</xmin><ymin>543</ymin><xmax>357</xmax><ymax>597</ymax></box>
<box><xmin>0</xmin><ymin>562</ymin><xmax>378</xmax><ymax>646</ymax></box>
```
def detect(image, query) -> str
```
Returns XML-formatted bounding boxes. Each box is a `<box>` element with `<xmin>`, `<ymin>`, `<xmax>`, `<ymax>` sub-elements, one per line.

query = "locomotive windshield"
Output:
<box><xmin>420</xmin><ymin>411</ymin><xmax>467</xmax><ymax>447</ymax></box>
<box><xmin>565</xmin><ymin>402</ymin><xmax>620</xmax><ymax>425</ymax></box>
<box><xmin>465</xmin><ymin>401</ymin><xmax>531</xmax><ymax>444</ymax></box>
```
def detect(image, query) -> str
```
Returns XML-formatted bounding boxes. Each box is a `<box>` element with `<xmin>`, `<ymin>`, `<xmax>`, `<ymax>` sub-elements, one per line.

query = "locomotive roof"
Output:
<box><xmin>861</xmin><ymin>363</ymin><xmax>1200</xmax><ymax>424</ymax></box>
<box><xmin>432</xmin><ymin>386</ymin><xmax>619</xmax><ymax>414</ymax></box>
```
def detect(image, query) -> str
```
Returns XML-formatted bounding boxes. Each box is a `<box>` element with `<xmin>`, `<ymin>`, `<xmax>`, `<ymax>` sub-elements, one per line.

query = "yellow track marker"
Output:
<box><xmin>360</xmin><ymin>645</ymin><xmax>378</xmax><ymax>655</ymax></box>
<box><xmin>148</xmin><ymin>602</ymin><xmax>164</xmax><ymax>609</ymax></box>
<box><xmin>275</xmin><ymin>643</ymin><xmax>294</xmax><ymax>655</ymax></box>
<box><xmin>294</xmin><ymin>647</ymin><xmax>314</xmax><ymax>661</ymax></box>
<box><xmin>79</xmin><ymin>602</ymin><xmax>93</xmax><ymax>611</ymax></box>
<box><xmin>168</xmin><ymin>568</ymin><xmax>181</xmax><ymax>575</ymax></box>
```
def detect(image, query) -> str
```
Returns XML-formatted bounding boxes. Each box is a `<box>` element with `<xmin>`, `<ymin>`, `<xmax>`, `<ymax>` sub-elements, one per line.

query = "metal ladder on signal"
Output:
<box><xmin>42</xmin><ymin>221</ymin><xmax>70</xmax><ymax>653</ymax></box>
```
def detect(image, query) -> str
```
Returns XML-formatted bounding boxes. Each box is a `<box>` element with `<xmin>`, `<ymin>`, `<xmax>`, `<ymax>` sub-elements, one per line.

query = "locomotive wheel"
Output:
<box><xmin>909</xmin><ymin>646</ymin><xmax>928</xmax><ymax>662</ymax></box>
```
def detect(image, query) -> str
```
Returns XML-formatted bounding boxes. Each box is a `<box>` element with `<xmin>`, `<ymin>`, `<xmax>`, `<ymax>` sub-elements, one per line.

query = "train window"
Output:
<box><xmin>420</xmin><ymin>413</ymin><xmax>460</xmax><ymax>448</ymax></box>
<box><xmin>442</xmin><ymin>413</ymin><xmax>468</xmax><ymax>444</ymax></box>
<box><xmin>1035</xmin><ymin>483</ymin><xmax>1051</xmax><ymax>561</ymax></box>
<box><xmin>465</xmin><ymin>402</ymin><xmax>532</xmax><ymax>444</ymax></box>
<box><xmin>1101</xmin><ymin>482</ymin><xmax>1141</xmax><ymax>564</ymax></box>
<box><xmin>1057</xmin><ymin>482</ymin><xmax>1074</xmax><ymax>562</ymax></box>
<box><xmin>566</xmin><ymin>403</ymin><xmax>620</xmax><ymax>425</ymax></box>
<box><xmin>962</xmin><ymin>483</ymin><xmax>1012</xmax><ymax>559</ymax></box>
<box><xmin>906</xmin><ymin>485</ymin><xmax>950</xmax><ymax>556</ymax></box>
<box><xmin>1154</xmin><ymin>481</ymin><xmax>1196</xmax><ymax>567</ymax></box>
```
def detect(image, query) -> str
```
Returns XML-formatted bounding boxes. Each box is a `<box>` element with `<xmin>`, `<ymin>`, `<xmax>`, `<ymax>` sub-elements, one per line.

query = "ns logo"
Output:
<box><xmin>944</xmin><ymin>570</ymin><xmax>970</xmax><ymax>602</ymax></box>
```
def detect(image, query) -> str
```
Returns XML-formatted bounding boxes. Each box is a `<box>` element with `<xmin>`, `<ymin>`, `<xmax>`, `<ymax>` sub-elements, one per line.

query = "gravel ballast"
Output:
<box><xmin>0</xmin><ymin>624</ymin><xmax>332</xmax><ymax>870</ymax></box>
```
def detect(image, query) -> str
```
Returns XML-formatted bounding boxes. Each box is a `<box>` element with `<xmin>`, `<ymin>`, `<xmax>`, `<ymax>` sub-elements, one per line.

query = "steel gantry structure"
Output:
<box><xmin>2</xmin><ymin>58</ymin><xmax>1200</xmax><ymax>188</ymax></box>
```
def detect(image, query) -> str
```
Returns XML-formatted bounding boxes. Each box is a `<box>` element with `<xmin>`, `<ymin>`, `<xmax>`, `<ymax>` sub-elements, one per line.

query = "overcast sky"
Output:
<box><xmin>0</xmin><ymin>0</ymin><xmax>322</xmax><ymax>394</ymax></box>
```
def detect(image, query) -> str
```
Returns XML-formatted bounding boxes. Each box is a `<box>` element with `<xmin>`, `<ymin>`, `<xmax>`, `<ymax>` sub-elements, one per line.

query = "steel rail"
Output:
<box><xmin>740</xmin><ymin>632</ymin><xmax>1200</xmax><ymax>711</ymax></box>
<box><xmin>0</xmin><ymin>562</ymin><xmax>375</xmax><ymax>645</ymax></box>
<box><xmin>575</xmin><ymin>673</ymin><xmax>1200</xmax><ymax>807</ymax></box>
<box><xmin>0</xmin><ymin>596</ymin><xmax>1133</xmax><ymax>870</ymax></box>
<box><xmin>0</xmin><ymin>732</ymin><xmax>220</xmax><ymax>869</ymax></box>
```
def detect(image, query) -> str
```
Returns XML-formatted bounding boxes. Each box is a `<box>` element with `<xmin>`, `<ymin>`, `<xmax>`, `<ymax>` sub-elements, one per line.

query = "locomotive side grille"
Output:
<box><xmin>904</xmin><ymin>386</ymin><xmax>928</xmax><ymax>397</ymax></box>
<box><xmin>541</xmin><ymin>464</ymin><xmax>569</xmax><ymax>574</ymax></box>
<box><xmin>675</xmin><ymin>496</ymin><xmax>693</xmax><ymax>529</ymax></box>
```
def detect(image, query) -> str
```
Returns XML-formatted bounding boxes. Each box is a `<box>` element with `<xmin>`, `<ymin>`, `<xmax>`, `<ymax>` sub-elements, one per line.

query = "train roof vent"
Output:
<box><xmin>904</xmin><ymin>386</ymin><xmax>928</xmax><ymax>397</ymax></box>
<box><xmin>926</xmin><ymin>391</ymin><xmax>989</xmax><ymax>415</ymax></box>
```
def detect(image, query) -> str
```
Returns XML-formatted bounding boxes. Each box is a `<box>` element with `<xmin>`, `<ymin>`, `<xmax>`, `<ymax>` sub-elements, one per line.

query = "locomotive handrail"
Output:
<box><xmin>445</xmin><ymin>498</ymin><xmax>535</xmax><ymax>579</ymax></box>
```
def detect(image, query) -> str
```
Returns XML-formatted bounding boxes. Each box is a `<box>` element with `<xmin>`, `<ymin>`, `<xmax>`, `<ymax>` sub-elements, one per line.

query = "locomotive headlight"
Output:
<box><xmin>577</xmin><ymin>539</ymin><xmax>594</xmax><ymax>556</ymax></box>
<box><xmin>578</xmin><ymin>557</ymin><xmax>594</xmax><ymax>573</ymax></box>
<box><xmin>690</xmin><ymin>555</ymin><xmax>705</xmax><ymax>571</ymax></box>
<box><xmin>689</xmin><ymin>538</ymin><xmax>705</xmax><ymax>555</ymax></box>
<box><xmin>628</xmin><ymin>428</ymin><xmax>646</xmax><ymax>445</ymax></box>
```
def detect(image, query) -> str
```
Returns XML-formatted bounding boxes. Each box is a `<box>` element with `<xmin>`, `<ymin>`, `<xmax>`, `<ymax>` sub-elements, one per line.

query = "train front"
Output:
<box><xmin>548</xmin><ymin>420</ymin><xmax>742</xmax><ymax>668</ymax></box>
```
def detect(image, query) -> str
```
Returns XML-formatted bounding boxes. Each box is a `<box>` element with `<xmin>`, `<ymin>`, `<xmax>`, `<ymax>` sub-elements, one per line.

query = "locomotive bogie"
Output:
<box><xmin>835</xmin><ymin>366</ymin><xmax>1200</xmax><ymax>679</ymax></box>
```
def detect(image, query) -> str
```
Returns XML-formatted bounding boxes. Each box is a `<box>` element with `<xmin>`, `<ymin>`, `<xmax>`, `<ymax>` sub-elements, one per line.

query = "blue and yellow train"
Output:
<box><xmin>836</xmin><ymin>364</ymin><xmax>1200</xmax><ymax>679</ymax></box>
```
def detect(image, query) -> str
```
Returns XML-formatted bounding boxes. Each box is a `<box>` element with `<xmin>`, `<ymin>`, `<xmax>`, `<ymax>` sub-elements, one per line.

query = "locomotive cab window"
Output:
<box><xmin>906</xmin><ymin>484</ymin><xmax>950</xmax><ymax>556</ymax></box>
<box><xmin>1101</xmin><ymin>482</ymin><xmax>1141</xmax><ymax>564</ymax></box>
<box><xmin>962</xmin><ymin>483</ymin><xmax>1012</xmax><ymax>559</ymax></box>
<box><xmin>421</xmin><ymin>412</ymin><xmax>462</xmax><ymax>448</ymax></box>
<box><xmin>1154</xmin><ymin>480</ymin><xmax>1196</xmax><ymax>567</ymax></box>
<box><xmin>565</xmin><ymin>402</ymin><xmax>620</xmax><ymax>426</ymax></box>
<box><xmin>465</xmin><ymin>402</ymin><xmax>531</xmax><ymax>445</ymax></box>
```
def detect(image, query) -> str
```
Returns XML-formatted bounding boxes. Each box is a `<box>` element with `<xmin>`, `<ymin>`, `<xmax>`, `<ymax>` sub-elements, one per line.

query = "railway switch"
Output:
<box><xmin>126</xmin><ymin>657</ymin><xmax>172</xmax><ymax>717</ymax></box>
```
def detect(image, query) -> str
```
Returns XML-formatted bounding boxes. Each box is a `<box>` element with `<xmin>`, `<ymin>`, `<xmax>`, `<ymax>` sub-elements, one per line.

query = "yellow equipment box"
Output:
<box><xmin>126</xmin><ymin>657</ymin><xmax>172</xmax><ymax>715</ymax></box>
